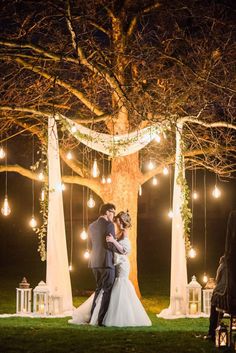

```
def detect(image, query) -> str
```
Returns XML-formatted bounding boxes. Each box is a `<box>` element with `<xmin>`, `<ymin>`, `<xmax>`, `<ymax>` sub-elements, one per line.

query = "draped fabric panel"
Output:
<box><xmin>46</xmin><ymin>117</ymin><xmax>73</xmax><ymax>313</ymax></box>
<box><xmin>63</xmin><ymin>116</ymin><xmax>162</xmax><ymax>156</ymax></box>
<box><xmin>158</xmin><ymin>122</ymin><xmax>188</xmax><ymax>318</ymax></box>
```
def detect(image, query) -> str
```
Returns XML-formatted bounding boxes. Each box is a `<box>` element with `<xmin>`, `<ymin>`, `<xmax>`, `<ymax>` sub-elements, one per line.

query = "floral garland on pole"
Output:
<box><xmin>34</xmin><ymin>142</ymin><xmax>48</xmax><ymax>261</ymax></box>
<box><xmin>176</xmin><ymin>139</ymin><xmax>192</xmax><ymax>255</ymax></box>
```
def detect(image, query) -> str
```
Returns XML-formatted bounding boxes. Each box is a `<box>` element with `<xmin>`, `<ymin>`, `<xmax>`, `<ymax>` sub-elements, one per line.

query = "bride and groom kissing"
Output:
<box><xmin>69</xmin><ymin>203</ymin><xmax>151</xmax><ymax>327</ymax></box>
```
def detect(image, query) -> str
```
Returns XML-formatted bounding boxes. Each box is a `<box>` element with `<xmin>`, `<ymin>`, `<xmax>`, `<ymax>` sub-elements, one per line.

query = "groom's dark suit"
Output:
<box><xmin>88</xmin><ymin>217</ymin><xmax>119</xmax><ymax>325</ymax></box>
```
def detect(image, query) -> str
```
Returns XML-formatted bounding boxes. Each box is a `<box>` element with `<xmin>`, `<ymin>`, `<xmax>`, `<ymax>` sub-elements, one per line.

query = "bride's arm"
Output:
<box><xmin>106</xmin><ymin>234</ymin><xmax>126</xmax><ymax>254</ymax></box>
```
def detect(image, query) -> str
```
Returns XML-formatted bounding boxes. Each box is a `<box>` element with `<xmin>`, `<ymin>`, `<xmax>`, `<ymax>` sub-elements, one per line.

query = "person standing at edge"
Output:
<box><xmin>87</xmin><ymin>203</ymin><xmax>124</xmax><ymax>326</ymax></box>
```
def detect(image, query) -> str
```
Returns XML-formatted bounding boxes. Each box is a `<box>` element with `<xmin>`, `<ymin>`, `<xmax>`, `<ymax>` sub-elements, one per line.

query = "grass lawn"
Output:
<box><xmin>0</xmin><ymin>274</ymin><xmax>226</xmax><ymax>353</ymax></box>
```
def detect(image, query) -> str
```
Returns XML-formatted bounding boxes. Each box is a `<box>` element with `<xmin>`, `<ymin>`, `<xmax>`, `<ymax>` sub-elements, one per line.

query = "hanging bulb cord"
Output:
<box><xmin>169</xmin><ymin>166</ymin><xmax>172</xmax><ymax>209</ymax></box>
<box><xmin>32</xmin><ymin>135</ymin><xmax>35</xmax><ymax>216</ymax></box>
<box><xmin>5</xmin><ymin>140</ymin><xmax>8</xmax><ymax>196</ymax></box>
<box><xmin>204</xmin><ymin>169</ymin><xmax>207</xmax><ymax>271</ymax></box>
<box><xmin>191</xmin><ymin>169</ymin><xmax>194</xmax><ymax>247</ymax></box>
<box><xmin>69</xmin><ymin>171</ymin><xmax>73</xmax><ymax>266</ymax></box>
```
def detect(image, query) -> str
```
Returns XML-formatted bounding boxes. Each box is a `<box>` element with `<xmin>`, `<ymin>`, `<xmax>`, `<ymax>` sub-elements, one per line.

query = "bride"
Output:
<box><xmin>69</xmin><ymin>211</ymin><xmax>151</xmax><ymax>327</ymax></box>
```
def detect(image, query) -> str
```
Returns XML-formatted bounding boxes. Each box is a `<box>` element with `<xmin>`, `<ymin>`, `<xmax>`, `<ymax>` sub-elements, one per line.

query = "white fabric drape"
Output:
<box><xmin>157</xmin><ymin>122</ymin><xmax>188</xmax><ymax>318</ymax></box>
<box><xmin>64</xmin><ymin>116</ymin><xmax>161</xmax><ymax>156</ymax></box>
<box><xmin>46</xmin><ymin>117</ymin><xmax>73</xmax><ymax>314</ymax></box>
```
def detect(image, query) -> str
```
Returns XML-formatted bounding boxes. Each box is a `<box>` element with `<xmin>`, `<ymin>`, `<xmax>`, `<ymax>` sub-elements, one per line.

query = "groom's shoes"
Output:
<box><xmin>98</xmin><ymin>322</ymin><xmax>106</xmax><ymax>327</ymax></box>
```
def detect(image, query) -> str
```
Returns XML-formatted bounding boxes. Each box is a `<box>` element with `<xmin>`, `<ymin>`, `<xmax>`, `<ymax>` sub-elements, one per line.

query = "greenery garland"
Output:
<box><xmin>34</xmin><ymin>142</ymin><xmax>48</xmax><ymax>262</ymax></box>
<box><xmin>176</xmin><ymin>139</ymin><xmax>192</xmax><ymax>255</ymax></box>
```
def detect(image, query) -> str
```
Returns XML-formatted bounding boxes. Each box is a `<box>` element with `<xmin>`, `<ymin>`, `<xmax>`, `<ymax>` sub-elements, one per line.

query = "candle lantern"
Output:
<box><xmin>215</xmin><ymin>322</ymin><xmax>229</xmax><ymax>347</ymax></box>
<box><xmin>49</xmin><ymin>294</ymin><xmax>63</xmax><ymax>315</ymax></box>
<box><xmin>16</xmin><ymin>277</ymin><xmax>32</xmax><ymax>314</ymax></box>
<box><xmin>203</xmin><ymin>277</ymin><xmax>216</xmax><ymax>315</ymax></box>
<box><xmin>33</xmin><ymin>281</ymin><xmax>49</xmax><ymax>315</ymax></box>
<box><xmin>186</xmin><ymin>275</ymin><xmax>202</xmax><ymax>316</ymax></box>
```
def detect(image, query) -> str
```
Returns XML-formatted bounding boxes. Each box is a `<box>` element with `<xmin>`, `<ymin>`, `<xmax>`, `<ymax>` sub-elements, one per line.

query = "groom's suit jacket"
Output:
<box><xmin>87</xmin><ymin>217</ymin><xmax>117</xmax><ymax>269</ymax></box>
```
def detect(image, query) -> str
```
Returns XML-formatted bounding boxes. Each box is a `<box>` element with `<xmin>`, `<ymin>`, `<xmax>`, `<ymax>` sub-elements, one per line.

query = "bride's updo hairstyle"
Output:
<box><xmin>114</xmin><ymin>211</ymin><xmax>132</xmax><ymax>229</ymax></box>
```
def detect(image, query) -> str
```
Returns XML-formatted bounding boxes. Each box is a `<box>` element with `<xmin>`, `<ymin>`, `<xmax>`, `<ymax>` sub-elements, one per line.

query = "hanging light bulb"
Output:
<box><xmin>87</xmin><ymin>194</ymin><xmax>95</xmax><ymax>208</ymax></box>
<box><xmin>163</xmin><ymin>166</ymin><xmax>169</xmax><ymax>175</ymax></box>
<box><xmin>61</xmin><ymin>183</ymin><xmax>66</xmax><ymax>191</ymax></box>
<box><xmin>41</xmin><ymin>189</ymin><xmax>45</xmax><ymax>201</ymax></box>
<box><xmin>80</xmin><ymin>228</ymin><xmax>88</xmax><ymax>240</ymax></box>
<box><xmin>203</xmin><ymin>273</ymin><xmax>208</xmax><ymax>283</ymax></box>
<box><xmin>66</xmin><ymin>151</ymin><xmax>73</xmax><ymax>160</ymax></box>
<box><xmin>152</xmin><ymin>176</ymin><xmax>158</xmax><ymax>186</ymax></box>
<box><xmin>192</xmin><ymin>191</ymin><xmax>198</xmax><ymax>200</ymax></box>
<box><xmin>139</xmin><ymin>185</ymin><xmax>142</xmax><ymax>196</ymax></box>
<box><xmin>91</xmin><ymin>159</ymin><xmax>100</xmax><ymax>178</ymax></box>
<box><xmin>0</xmin><ymin>146</ymin><xmax>6</xmax><ymax>159</ymax></box>
<box><xmin>84</xmin><ymin>250</ymin><xmax>90</xmax><ymax>259</ymax></box>
<box><xmin>147</xmin><ymin>160</ymin><xmax>154</xmax><ymax>170</ymax></box>
<box><xmin>71</xmin><ymin>125</ymin><xmax>77</xmax><ymax>133</ymax></box>
<box><xmin>38</xmin><ymin>172</ymin><xmax>45</xmax><ymax>181</ymax></box>
<box><xmin>101</xmin><ymin>175</ymin><xmax>106</xmax><ymax>184</ymax></box>
<box><xmin>212</xmin><ymin>185</ymin><xmax>221</xmax><ymax>198</ymax></box>
<box><xmin>168</xmin><ymin>209</ymin><xmax>173</xmax><ymax>218</ymax></box>
<box><xmin>188</xmin><ymin>247</ymin><xmax>197</xmax><ymax>258</ymax></box>
<box><xmin>69</xmin><ymin>264</ymin><xmax>73</xmax><ymax>271</ymax></box>
<box><xmin>154</xmin><ymin>134</ymin><xmax>161</xmax><ymax>143</ymax></box>
<box><xmin>29</xmin><ymin>216</ymin><xmax>37</xmax><ymax>228</ymax></box>
<box><xmin>1</xmin><ymin>196</ymin><xmax>11</xmax><ymax>216</ymax></box>
<box><xmin>106</xmin><ymin>176</ymin><xmax>112</xmax><ymax>184</ymax></box>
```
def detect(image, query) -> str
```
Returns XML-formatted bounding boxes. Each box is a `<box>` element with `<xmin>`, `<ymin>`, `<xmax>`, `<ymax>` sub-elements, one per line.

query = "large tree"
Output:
<box><xmin>0</xmin><ymin>0</ymin><xmax>235</xmax><ymax>295</ymax></box>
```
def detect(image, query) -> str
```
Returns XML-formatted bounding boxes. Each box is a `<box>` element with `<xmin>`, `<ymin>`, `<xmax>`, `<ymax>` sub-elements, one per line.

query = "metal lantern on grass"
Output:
<box><xmin>33</xmin><ymin>281</ymin><xmax>49</xmax><ymax>315</ymax></box>
<box><xmin>215</xmin><ymin>322</ymin><xmax>229</xmax><ymax>347</ymax></box>
<box><xmin>49</xmin><ymin>294</ymin><xmax>63</xmax><ymax>315</ymax></box>
<box><xmin>203</xmin><ymin>277</ymin><xmax>216</xmax><ymax>315</ymax></box>
<box><xmin>16</xmin><ymin>277</ymin><xmax>32</xmax><ymax>314</ymax></box>
<box><xmin>186</xmin><ymin>275</ymin><xmax>202</xmax><ymax>316</ymax></box>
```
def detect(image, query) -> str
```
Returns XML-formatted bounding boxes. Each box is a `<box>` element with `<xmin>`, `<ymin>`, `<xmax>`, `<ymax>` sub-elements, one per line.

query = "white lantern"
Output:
<box><xmin>16</xmin><ymin>277</ymin><xmax>32</xmax><ymax>314</ymax></box>
<box><xmin>186</xmin><ymin>275</ymin><xmax>202</xmax><ymax>316</ymax></box>
<box><xmin>202</xmin><ymin>277</ymin><xmax>215</xmax><ymax>316</ymax></box>
<box><xmin>49</xmin><ymin>294</ymin><xmax>63</xmax><ymax>315</ymax></box>
<box><xmin>33</xmin><ymin>281</ymin><xmax>49</xmax><ymax>315</ymax></box>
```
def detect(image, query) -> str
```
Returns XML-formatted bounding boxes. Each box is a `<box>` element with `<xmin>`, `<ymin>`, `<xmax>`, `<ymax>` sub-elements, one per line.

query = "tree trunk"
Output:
<box><xmin>101</xmin><ymin>152</ymin><xmax>141</xmax><ymax>297</ymax></box>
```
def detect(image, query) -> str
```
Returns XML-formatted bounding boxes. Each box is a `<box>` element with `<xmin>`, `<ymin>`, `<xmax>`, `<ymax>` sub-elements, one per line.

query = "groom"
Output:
<box><xmin>88</xmin><ymin>203</ymin><xmax>121</xmax><ymax>326</ymax></box>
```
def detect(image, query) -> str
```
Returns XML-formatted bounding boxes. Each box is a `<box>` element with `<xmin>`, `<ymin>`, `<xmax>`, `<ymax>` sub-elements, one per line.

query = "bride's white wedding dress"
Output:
<box><xmin>69</xmin><ymin>237</ymin><xmax>151</xmax><ymax>327</ymax></box>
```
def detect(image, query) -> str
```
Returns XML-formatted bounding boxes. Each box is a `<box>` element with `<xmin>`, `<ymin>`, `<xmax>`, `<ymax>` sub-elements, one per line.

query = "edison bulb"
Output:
<box><xmin>0</xmin><ymin>147</ymin><xmax>6</xmax><ymax>159</ymax></box>
<box><xmin>106</xmin><ymin>176</ymin><xmax>112</xmax><ymax>184</ymax></box>
<box><xmin>87</xmin><ymin>195</ymin><xmax>95</xmax><ymax>208</ymax></box>
<box><xmin>168</xmin><ymin>209</ymin><xmax>173</xmax><ymax>218</ymax></box>
<box><xmin>188</xmin><ymin>248</ymin><xmax>196</xmax><ymax>258</ymax></box>
<box><xmin>155</xmin><ymin>134</ymin><xmax>161</xmax><ymax>143</ymax></box>
<box><xmin>71</xmin><ymin>126</ymin><xmax>77</xmax><ymax>133</ymax></box>
<box><xmin>69</xmin><ymin>265</ymin><xmax>73</xmax><ymax>271</ymax></box>
<box><xmin>147</xmin><ymin>160</ymin><xmax>154</xmax><ymax>170</ymax></box>
<box><xmin>152</xmin><ymin>176</ymin><xmax>158</xmax><ymax>186</ymax></box>
<box><xmin>203</xmin><ymin>273</ymin><xmax>208</xmax><ymax>283</ymax></box>
<box><xmin>101</xmin><ymin>175</ymin><xmax>106</xmax><ymax>184</ymax></box>
<box><xmin>91</xmin><ymin>159</ymin><xmax>100</xmax><ymax>178</ymax></box>
<box><xmin>80</xmin><ymin>229</ymin><xmax>88</xmax><ymax>240</ymax></box>
<box><xmin>212</xmin><ymin>186</ymin><xmax>221</xmax><ymax>198</ymax></box>
<box><xmin>84</xmin><ymin>250</ymin><xmax>90</xmax><ymax>259</ymax></box>
<box><xmin>66</xmin><ymin>152</ymin><xmax>73</xmax><ymax>160</ymax></box>
<box><xmin>29</xmin><ymin>216</ymin><xmax>37</xmax><ymax>228</ymax></box>
<box><xmin>1</xmin><ymin>196</ymin><xmax>11</xmax><ymax>216</ymax></box>
<box><xmin>192</xmin><ymin>191</ymin><xmax>198</xmax><ymax>200</ymax></box>
<box><xmin>38</xmin><ymin>172</ymin><xmax>44</xmax><ymax>181</ymax></box>
<box><xmin>163</xmin><ymin>167</ymin><xmax>169</xmax><ymax>175</ymax></box>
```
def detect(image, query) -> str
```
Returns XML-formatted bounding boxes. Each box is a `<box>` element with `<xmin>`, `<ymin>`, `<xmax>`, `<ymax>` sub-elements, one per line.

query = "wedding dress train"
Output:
<box><xmin>69</xmin><ymin>238</ymin><xmax>151</xmax><ymax>327</ymax></box>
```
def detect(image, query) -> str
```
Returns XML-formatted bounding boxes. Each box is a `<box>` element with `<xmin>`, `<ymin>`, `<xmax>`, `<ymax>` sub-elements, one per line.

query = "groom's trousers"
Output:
<box><xmin>91</xmin><ymin>268</ymin><xmax>115</xmax><ymax>325</ymax></box>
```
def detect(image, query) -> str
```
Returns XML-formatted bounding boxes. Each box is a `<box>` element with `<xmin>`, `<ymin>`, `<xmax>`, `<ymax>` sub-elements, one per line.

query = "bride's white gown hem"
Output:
<box><xmin>69</xmin><ymin>238</ymin><xmax>151</xmax><ymax>327</ymax></box>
